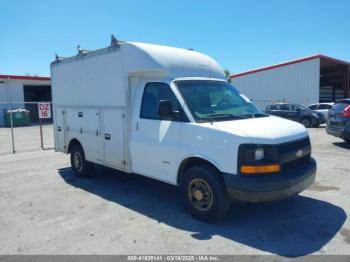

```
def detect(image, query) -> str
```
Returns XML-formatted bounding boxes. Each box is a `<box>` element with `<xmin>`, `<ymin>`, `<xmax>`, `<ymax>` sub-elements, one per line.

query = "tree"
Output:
<box><xmin>224</xmin><ymin>69</ymin><xmax>231</xmax><ymax>83</ymax></box>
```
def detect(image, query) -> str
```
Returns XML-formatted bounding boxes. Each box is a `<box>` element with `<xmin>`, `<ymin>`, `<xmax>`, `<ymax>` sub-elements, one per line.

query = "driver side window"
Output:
<box><xmin>279</xmin><ymin>104</ymin><xmax>291</xmax><ymax>111</ymax></box>
<box><xmin>140</xmin><ymin>82</ymin><xmax>185</xmax><ymax>121</ymax></box>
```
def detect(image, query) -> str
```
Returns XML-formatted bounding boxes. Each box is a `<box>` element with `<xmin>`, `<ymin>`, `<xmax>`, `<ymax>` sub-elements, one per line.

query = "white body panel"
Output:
<box><xmin>51</xmin><ymin>41</ymin><xmax>309</xmax><ymax>185</ymax></box>
<box><xmin>231</xmin><ymin>59</ymin><xmax>320</xmax><ymax>109</ymax></box>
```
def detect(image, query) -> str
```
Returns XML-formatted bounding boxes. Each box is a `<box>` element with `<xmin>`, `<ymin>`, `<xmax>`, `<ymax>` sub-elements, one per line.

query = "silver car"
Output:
<box><xmin>308</xmin><ymin>103</ymin><xmax>334</xmax><ymax>118</ymax></box>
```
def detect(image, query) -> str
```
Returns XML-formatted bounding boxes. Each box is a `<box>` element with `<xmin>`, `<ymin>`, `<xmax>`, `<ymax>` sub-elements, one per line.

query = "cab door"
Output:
<box><xmin>130</xmin><ymin>81</ymin><xmax>186</xmax><ymax>184</ymax></box>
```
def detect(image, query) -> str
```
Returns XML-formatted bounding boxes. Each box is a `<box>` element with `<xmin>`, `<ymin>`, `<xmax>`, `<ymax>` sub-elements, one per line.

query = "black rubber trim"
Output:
<box><xmin>222</xmin><ymin>157</ymin><xmax>316</xmax><ymax>202</ymax></box>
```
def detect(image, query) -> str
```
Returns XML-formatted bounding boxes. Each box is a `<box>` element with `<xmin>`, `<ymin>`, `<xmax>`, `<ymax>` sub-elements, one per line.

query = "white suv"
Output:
<box><xmin>308</xmin><ymin>103</ymin><xmax>334</xmax><ymax>118</ymax></box>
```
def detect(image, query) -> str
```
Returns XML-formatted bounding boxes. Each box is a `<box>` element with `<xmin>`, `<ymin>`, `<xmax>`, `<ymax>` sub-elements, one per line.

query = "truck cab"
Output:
<box><xmin>51</xmin><ymin>38</ymin><xmax>316</xmax><ymax>221</ymax></box>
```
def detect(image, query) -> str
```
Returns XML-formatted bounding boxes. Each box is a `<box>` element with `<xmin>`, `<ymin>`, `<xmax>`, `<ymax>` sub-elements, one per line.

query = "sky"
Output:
<box><xmin>0</xmin><ymin>0</ymin><xmax>349</xmax><ymax>77</ymax></box>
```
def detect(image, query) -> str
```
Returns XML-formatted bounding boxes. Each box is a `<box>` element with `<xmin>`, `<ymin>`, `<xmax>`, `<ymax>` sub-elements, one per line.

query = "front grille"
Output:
<box><xmin>278</xmin><ymin>137</ymin><xmax>311</xmax><ymax>172</ymax></box>
<box><xmin>281</xmin><ymin>154</ymin><xmax>310</xmax><ymax>172</ymax></box>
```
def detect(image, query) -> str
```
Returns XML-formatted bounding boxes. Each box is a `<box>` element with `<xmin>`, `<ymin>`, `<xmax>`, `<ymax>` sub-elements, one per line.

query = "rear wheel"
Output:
<box><xmin>301</xmin><ymin>118</ymin><xmax>311</xmax><ymax>127</ymax></box>
<box><xmin>70</xmin><ymin>144</ymin><xmax>94</xmax><ymax>178</ymax></box>
<box><xmin>180</xmin><ymin>164</ymin><xmax>230</xmax><ymax>222</ymax></box>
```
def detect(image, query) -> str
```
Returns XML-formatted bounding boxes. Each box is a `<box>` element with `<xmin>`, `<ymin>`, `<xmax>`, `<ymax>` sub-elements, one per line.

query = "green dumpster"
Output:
<box><xmin>3</xmin><ymin>109</ymin><xmax>31</xmax><ymax>127</ymax></box>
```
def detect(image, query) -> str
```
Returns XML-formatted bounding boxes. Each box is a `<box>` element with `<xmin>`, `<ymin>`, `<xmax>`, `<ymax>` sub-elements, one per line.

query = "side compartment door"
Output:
<box><xmin>65</xmin><ymin>108</ymin><xmax>102</xmax><ymax>163</ymax></box>
<box><xmin>54</xmin><ymin>106</ymin><xmax>66</xmax><ymax>152</ymax></box>
<box><xmin>102</xmin><ymin>108</ymin><xmax>126</xmax><ymax>169</ymax></box>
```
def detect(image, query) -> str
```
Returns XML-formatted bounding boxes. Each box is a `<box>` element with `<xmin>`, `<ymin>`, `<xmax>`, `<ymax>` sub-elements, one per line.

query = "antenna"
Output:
<box><xmin>110</xmin><ymin>34</ymin><xmax>119</xmax><ymax>47</ymax></box>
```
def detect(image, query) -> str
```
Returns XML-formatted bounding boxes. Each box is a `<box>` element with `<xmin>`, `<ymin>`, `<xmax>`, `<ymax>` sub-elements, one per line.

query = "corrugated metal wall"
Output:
<box><xmin>0</xmin><ymin>78</ymin><xmax>51</xmax><ymax>126</ymax></box>
<box><xmin>0</xmin><ymin>79</ymin><xmax>25</xmax><ymax>126</ymax></box>
<box><xmin>231</xmin><ymin>58</ymin><xmax>320</xmax><ymax>109</ymax></box>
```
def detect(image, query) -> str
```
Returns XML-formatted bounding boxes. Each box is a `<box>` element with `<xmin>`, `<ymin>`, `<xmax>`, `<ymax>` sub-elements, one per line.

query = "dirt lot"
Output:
<box><xmin>0</xmin><ymin>125</ymin><xmax>349</xmax><ymax>256</ymax></box>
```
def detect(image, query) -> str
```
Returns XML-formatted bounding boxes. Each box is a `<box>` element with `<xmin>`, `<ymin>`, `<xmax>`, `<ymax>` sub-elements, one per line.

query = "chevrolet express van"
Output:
<box><xmin>51</xmin><ymin>37</ymin><xmax>316</xmax><ymax>221</ymax></box>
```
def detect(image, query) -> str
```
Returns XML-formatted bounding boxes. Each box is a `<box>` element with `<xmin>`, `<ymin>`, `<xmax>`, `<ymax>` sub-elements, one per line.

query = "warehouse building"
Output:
<box><xmin>0</xmin><ymin>75</ymin><xmax>51</xmax><ymax>127</ymax></box>
<box><xmin>230</xmin><ymin>55</ymin><xmax>350</xmax><ymax>108</ymax></box>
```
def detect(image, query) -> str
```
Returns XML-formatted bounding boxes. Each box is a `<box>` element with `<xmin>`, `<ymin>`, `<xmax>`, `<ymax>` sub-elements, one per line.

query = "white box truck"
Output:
<box><xmin>51</xmin><ymin>37</ymin><xmax>316</xmax><ymax>221</ymax></box>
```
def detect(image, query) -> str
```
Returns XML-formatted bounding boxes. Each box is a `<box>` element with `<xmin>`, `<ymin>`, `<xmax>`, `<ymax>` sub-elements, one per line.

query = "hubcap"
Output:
<box><xmin>188</xmin><ymin>178</ymin><xmax>214</xmax><ymax>211</ymax></box>
<box><xmin>74</xmin><ymin>152</ymin><xmax>83</xmax><ymax>172</ymax></box>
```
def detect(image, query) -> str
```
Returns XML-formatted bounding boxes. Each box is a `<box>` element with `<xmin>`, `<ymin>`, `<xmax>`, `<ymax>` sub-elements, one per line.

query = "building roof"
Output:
<box><xmin>230</xmin><ymin>55</ymin><xmax>350</xmax><ymax>79</ymax></box>
<box><xmin>0</xmin><ymin>74</ymin><xmax>50</xmax><ymax>81</ymax></box>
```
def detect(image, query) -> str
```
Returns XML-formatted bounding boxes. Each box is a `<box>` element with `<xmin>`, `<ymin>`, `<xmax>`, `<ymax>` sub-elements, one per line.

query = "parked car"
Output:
<box><xmin>326</xmin><ymin>98</ymin><xmax>350</xmax><ymax>142</ymax></box>
<box><xmin>265</xmin><ymin>103</ymin><xmax>326</xmax><ymax>127</ymax></box>
<box><xmin>307</xmin><ymin>103</ymin><xmax>334</xmax><ymax>118</ymax></box>
<box><xmin>51</xmin><ymin>39</ymin><xmax>316</xmax><ymax>221</ymax></box>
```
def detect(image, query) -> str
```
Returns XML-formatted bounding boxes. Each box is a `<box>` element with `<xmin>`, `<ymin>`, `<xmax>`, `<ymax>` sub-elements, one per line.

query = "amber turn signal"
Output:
<box><xmin>240</xmin><ymin>164</ymin><xmax>280</xmax><ymax>174</ymax></box>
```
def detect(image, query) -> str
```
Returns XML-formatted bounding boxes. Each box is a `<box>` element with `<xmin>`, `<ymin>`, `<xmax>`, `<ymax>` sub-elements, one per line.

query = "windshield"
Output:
<box><xmin>175</xmin><ymin>80</ymin><xmax>267</xmax><ymax>122</ymax></box>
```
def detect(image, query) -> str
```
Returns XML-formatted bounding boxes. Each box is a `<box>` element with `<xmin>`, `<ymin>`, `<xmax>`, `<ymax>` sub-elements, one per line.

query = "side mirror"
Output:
<box><xmin>158</xmin><ymin>100</ymin><xmax>174</xmax><ymax>119</ymax></box>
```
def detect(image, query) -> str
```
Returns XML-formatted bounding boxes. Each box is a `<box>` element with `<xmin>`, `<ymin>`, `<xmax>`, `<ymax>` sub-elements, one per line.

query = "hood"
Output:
<box><xmin>212</xmin><ymin>115</ymin><xmax>308</xmax><ymax>144</ymax></box>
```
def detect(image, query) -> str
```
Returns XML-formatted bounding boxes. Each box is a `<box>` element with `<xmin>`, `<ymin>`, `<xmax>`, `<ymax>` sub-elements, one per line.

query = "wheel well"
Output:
<box><xmin>177</xmin><ymin>157</ymin><xmax>220</xmax><ymax>185</ymax></box>
<box><xmin>67</xmin><ymin>139</ymin><xmax>82</xmax><ymax>153</ymax></box>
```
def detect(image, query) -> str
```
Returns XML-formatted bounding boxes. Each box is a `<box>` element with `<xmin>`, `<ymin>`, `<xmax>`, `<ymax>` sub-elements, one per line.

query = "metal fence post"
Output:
<box><xmin>40</xmin><ymin>117</ymin><xmax>44</xmax><ymax>149</ymax></box>
<box><xmin>9</xmin><ymin>104</ymin><xmax>15</xmax><ymax>154</ymax></box>
<box><xmin>7</xmin><ymin>76</ymin><xmax>16</xmax><ymax>154</ymax></box>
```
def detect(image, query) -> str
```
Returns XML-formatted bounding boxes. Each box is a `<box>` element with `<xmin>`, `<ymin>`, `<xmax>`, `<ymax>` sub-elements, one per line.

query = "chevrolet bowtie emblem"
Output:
<box><xmin>296</xmin><ymin>149</ymin><xmax>304</xmax><ymax>158</ymax></box>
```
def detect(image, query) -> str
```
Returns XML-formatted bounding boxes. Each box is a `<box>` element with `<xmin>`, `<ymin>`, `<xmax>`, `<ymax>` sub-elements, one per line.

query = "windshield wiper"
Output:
<box><xmin>200</xmin><ymin>113</ymin><xmax>249</xmax><ymax>122</ymax></box>
<box><xmin>237</xmin><ymin>113</ymin><xmax>268</xmax><ymax>118</ymax></box>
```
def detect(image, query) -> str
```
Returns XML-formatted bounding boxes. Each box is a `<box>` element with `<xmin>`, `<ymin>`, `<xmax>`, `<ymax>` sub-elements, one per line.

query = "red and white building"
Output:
<box><xmin>230</xmin><ymin>55</ymin><xmax>350</xmax><ymax>108</ymax></box>
<box><xmin>0</xmin><ymin>75</ymin><xmax>51</xmax><ymax>126</ymax></box>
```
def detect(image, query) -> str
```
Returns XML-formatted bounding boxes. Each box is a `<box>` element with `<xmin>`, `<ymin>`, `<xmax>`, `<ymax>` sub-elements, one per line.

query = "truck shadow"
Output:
<box><xmin>58</xmin><ymin>166</ymin><xmax>346</xmax><ymax>257</ymax></box>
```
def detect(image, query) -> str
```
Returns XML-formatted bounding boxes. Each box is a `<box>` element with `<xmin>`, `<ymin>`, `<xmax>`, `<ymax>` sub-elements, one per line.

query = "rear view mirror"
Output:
<box><xmin>158</xmin><ymin>100</ymin><xmax>174</xmax><ymax>119</ymax></box>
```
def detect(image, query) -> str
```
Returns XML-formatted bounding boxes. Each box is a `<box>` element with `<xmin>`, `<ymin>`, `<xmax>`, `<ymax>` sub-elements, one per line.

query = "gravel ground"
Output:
<box><xmin>0</xmin><ymin>125</ymin><xmax>54</xmax><ymax>155</ymax></box>
<box><xmin>0</xmin><ymin>125</ymin><xmax>349</xmax><ymax>256</ymax></box>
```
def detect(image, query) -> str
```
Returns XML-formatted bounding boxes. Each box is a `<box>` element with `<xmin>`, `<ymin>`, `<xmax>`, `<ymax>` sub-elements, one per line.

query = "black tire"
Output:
<box><xmin>301</xmin><ymin>118</ymin><xmax>311</xmax><ymax>127</ymax></box>
<box><xmin>311</xmin><ymin>118</ymin><xmax>319</xmax><ymax>127</ymax></box>
<box><xmin>70</xmin><ymin>144</ymin><xmax>94</xmax><ymax>178</ymax></box>
<box><xmin>180</xmin><ymin>164</ymin><xmax>231</xmax><ymax>222</ymax></box>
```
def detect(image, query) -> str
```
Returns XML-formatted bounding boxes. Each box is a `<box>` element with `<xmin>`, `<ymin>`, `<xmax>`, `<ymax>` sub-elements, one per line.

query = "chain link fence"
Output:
<box><xmin>0</xmin><ymin>102</ymin><xmax>54</xmax><ymax>155</ymax></box>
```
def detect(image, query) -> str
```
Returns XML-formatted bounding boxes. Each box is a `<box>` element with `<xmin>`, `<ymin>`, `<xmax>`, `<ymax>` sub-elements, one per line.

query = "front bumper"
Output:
<box><xmin>223</xmin><ymin>158</ymin><xmax>316</xmax><ymax>203</ymax></box>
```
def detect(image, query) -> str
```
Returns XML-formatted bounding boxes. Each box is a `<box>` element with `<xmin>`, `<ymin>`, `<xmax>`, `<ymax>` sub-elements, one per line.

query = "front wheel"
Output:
<box><xmin>70</xmin><ymin>144</ymin><xmax>94</xmax><ymax>178</ymax></box>
<box><xmin>301</xmin><ymin>118</ymin><xmax>311</xmax><ymax>127</ymax></box>
<box><xmin>180</xmin><ymin>165</ymin><xmax>231</xmax><ymax>222</ymax></box>
<box><xmin>311</xmin><ymin>118</ymin><xmax>319</xmax><ymax>127</ymax></box>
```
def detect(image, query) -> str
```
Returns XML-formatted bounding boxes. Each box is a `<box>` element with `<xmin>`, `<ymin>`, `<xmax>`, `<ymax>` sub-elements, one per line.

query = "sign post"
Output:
<box><xmin>38</xmin><ymin>103</ymin><xmax>51</xmax><ymax>149</ymax></box>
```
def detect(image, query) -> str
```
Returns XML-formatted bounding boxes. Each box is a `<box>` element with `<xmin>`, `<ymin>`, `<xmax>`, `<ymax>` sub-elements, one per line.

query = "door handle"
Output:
<box><xmin>105</xmin><ymin>133</ymin><xmax>111</xmax><ymax>140</ymax></box>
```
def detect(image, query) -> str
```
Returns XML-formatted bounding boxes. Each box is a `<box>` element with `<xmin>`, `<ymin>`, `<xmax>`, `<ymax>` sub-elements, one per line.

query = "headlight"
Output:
<box><xmin>238</xmin><ymin>144</ymin><xmax>280</xmax><ymax>175</ymax></box>
<box><xmin>255</xmin><ymin>147</ymin><xmax>264</xmax><ymax>161</ymax></box>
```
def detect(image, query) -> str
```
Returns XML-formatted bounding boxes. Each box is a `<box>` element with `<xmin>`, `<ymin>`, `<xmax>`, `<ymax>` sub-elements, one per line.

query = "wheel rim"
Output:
<box><xmin>302</xmin><ymin>119</ymin><xmax>310</xmax><ymax>127</ymax></box>
<box><xmin>188</xmin><ymin>178</ymin><xmax>214</xmax><ymax>211</ymax></box>
<box><xmin>73</xmin><ymin>152</ymin><xmax>83</xmax><ymax>172</ymax></box>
